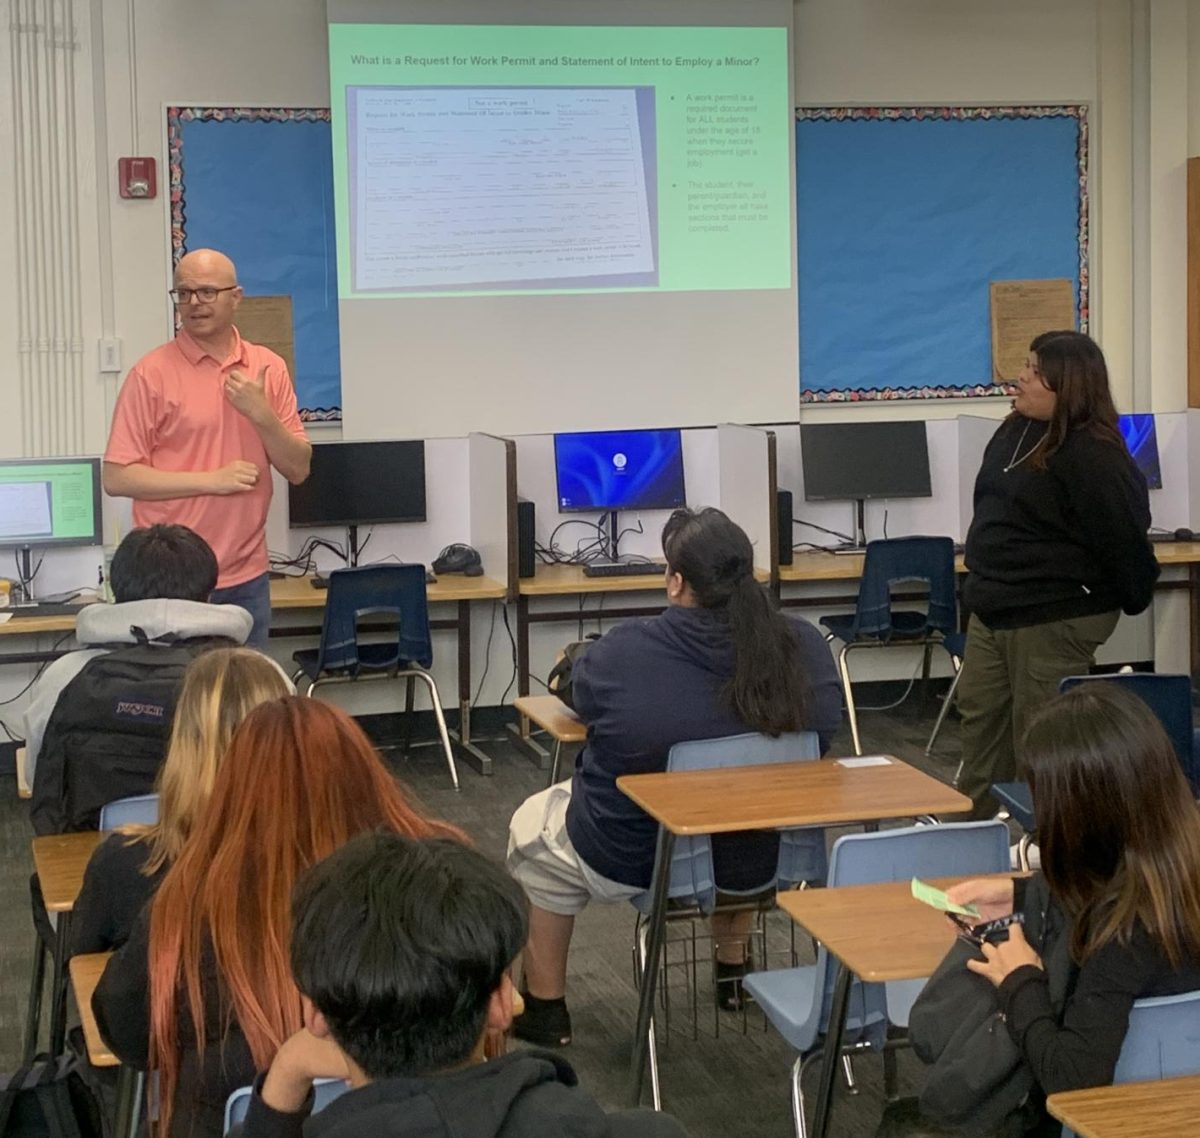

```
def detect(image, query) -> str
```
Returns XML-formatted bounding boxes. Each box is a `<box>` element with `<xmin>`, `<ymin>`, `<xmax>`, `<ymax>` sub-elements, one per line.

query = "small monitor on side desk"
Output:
<box><xmin>288</xmin><ymin>440</ymin><xmax>426</xmax><ymax>566</ymax></box>
<box><xmin>553</xmin><ymin>428</ymin><xmax>686</xmax><ymax>561</ymax></box>
<box><xmin>799</xmin><ymin>421</ymin><xmax>932</xmax><ymax>550</ymax></box>
<box><xmin>0</xmin><ymin>457</ymin><xmax>103</xmax><ymax>596</ymax></box>
<box><xmin>1118</xmin><ymin>414</ymin><xmax>1162</xmax><ymax>490</ymax></box>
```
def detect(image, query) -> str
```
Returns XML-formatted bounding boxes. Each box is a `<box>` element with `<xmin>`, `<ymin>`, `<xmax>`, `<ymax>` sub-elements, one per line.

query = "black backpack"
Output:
<box><xmin>30</xmin><ymin>636</ymin><xmax>235</xmax><ymax>835</ymax></box>
<box><xmin>0</xmin><ymin>1056</ymin><xmax>103</xmax><ymax>1138</ymax></box>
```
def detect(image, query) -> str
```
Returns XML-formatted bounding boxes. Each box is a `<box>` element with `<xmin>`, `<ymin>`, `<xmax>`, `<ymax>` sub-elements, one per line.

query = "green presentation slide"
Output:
<box><xmin>328</xmin><ymin>24</ymin><xmax>791</xmax><ymax>299</ymax></box>
<box><xmin>0</xmin><ymin>462</ymin><xmax>97</xmax><ymax>543</ymax></box>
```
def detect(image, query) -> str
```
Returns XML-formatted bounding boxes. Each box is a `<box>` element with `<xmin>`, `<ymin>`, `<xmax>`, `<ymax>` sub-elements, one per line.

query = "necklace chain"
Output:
<box><xmin>1003</xmin><ymin>422</ymin><xmax>1043</xmax><ymax>473</ymax></box>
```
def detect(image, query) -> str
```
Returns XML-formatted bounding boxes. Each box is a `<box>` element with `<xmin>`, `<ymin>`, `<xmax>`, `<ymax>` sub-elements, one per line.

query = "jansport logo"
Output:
<box><xmin>114</xmin><ymin>700</ymin><xmax>167</xmax><ymax>721</ymax></box>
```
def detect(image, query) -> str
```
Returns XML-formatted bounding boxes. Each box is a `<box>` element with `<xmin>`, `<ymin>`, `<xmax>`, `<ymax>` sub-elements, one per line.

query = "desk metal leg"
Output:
<box><xmin>113</xmin><ymin>1067</ymin><xmax>145</xmax><ymax>1138</ymax></box>
<box><xmin>1191</xmin><ymin>564</ymin><xmax>1200</xmax><ymax>680</ymax></box>
<box><xmin>811</xmin><ymin>964</ymin><xmax>853</xmax><ymax>1138</ymax></box>
<box><xmin>517</xmin><ymin>594</ymin><xmax>531</xmax><ymax>698</ymax></box>
<box><xmin>449</xmin><ymin>600</ymin><xmax>493</xmax><ymax>775</ymax></box>
<box><xmin>628</xmin><ymin>827</ymin><xmax>675</xmax><ymax>1108</ymax></box>
<box><xmin>48</xmin><ymin>911</ymin><xmax>72</xmax><ymax>1056</ymax></box>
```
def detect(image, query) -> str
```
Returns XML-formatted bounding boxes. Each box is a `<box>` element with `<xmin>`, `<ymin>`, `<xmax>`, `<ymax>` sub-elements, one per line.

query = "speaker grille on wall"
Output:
<box><xmin>517</xmin><ymin>497</ymin><xmax>536</xmax><ymax>578</ymax></box>
<box><xmin>776</xmin><ymin>489</ymin><xmax>794</xmax><ymax>566</ymax></box>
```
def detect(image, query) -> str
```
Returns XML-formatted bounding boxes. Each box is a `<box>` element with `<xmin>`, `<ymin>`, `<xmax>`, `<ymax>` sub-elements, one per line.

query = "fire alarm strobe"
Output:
<box><xmin>118</xmin><ymin>156</ymin><xmax>157</xmax><ymax>199</ymax></box>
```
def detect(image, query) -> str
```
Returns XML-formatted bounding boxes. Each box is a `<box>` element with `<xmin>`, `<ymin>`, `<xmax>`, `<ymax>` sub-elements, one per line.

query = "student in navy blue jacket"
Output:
<box><xmin>507</xmin><ymin>507</ymin><xmax>842</xmax><ymax>1047</ymax></box>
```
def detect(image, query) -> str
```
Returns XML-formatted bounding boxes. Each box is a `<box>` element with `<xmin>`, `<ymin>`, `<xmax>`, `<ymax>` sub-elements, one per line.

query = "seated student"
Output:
<box><xmin>28</xmin><ymin>523</ymin><xmax>253</xmax><ymax>834</ymax></box>
<box><xmin>240</xmin><ymin>832</ymin><xmax>689</xmax><ymax>1138</ymax></box>
<box><xmin>93</xmin><ymin>698</ymin><xmax>465</xmax><ymax>1138</ymax></box>
<box><xmin>932</xmin><ymin>684</ymin><xmax>1200</xmax><ymax>1138</ymax></box>
<box><xmin>507</xmin><ymin>507</ymin><xmax>842</xmax><ymax>1046</ymax></box>
<box><xmin>70</xmin><ymin>648</ymin><xmax>291</xmax><ymax>956</ymax></box>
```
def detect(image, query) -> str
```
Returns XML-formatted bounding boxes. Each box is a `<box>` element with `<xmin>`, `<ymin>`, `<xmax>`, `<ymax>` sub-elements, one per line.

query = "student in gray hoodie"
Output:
<box><xmin>240</xmin><ymin>832</ymin><xmax>688</xmax><ymax>1138</ymax></box>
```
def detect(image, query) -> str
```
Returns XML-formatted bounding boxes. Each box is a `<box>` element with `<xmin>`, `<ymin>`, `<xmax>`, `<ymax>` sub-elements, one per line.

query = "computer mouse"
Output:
<box><xmin>1175</xmin><ymin>527</ymin><xmax>1194</xmax><ymax>542</ymax></box>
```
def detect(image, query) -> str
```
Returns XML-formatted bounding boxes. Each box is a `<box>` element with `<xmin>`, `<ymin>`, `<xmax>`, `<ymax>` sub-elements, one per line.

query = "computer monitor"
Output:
<box><xmin>288</xmin><ymin>440</ymin><xmax>427</xmax><ymax>527</ymax></box>
<box><xmin>1118</xmin><ymin>414</ymin><xmax>1162</xmax><ymax>490</ymax></box>
<box><xmin>554</xmin><ymin>428</ymin><xmax>687</xmax><ymax>513</ymax></box>
<box><xmin>0</xmin><ymin>458</ymin><xmax>103</xmax><ymax>549</ymax></box>
<box><xmin>800</xmin><ymin>421</ymin><xmax>932</xmax><ymax>502</ymax></box>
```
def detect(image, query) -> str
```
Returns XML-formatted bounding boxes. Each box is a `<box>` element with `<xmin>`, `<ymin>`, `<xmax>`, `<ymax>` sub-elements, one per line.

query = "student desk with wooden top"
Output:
<box><xmin>616</xmin><ymin>756</ymin><xmax>972</xmax><ymax>1109</ymax></box>
<box><xmin>1046</xmin><ymin>1073</ymin><xmax>1200</xmax><ymax>1137</ymax></box>
<box><xmin>777</xmin><ymin>875</ymin><xmax>980</xmax><ymax>1138</ymax></box>
<box><xmin>72</xmin><ymin>950</ymin><xmax>144</xmax><ymax>1138</ymax></box>
<box><xmin>30</xmin><ymin>830</ymin><xmax>104</xmax><ymax>1057</ymax></box>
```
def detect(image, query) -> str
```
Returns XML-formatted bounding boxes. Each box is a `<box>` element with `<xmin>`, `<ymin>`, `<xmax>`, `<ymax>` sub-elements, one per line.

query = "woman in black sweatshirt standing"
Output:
<box><xmin>956</xmin><ymin>330</ymin><xmax>1158</xmax><ymax>818</ymax></box>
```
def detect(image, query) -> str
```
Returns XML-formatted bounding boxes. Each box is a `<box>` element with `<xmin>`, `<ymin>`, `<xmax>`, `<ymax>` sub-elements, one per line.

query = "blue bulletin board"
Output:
<box><xmin>796</xmin><ymin>106</ymin><xmax>1088</xmax><ymax>402</ymax></box>
<box><xmin>167</xmin><ymin>108</ymin><xmax>342</xmax><ymax>421</ymax></box>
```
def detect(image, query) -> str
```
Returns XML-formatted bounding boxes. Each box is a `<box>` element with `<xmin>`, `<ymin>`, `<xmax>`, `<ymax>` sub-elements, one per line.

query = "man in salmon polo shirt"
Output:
<box><xmin>103</xmin><ymin>248</ymin><xmax>312</xmax><ymax>649</ymax></box>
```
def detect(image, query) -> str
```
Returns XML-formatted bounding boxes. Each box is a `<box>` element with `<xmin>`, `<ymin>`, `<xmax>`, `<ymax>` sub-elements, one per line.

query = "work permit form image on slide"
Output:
<box><xmin>347</xmin><ymin>86</ymin><xmax>658</xmax><ymax>292</ymax></box>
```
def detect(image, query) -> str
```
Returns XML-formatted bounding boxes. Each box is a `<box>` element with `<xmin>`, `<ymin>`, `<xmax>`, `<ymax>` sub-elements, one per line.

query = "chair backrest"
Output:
<box><xmin>819</xmin><ymin>821</ymin><xmax>1012</xmax><ymax>1043</ymax></box>
<box><xmin>850</xmin><ymin>537</ymin><xmax>957</xmax><ymax>640</ymax></box>
<box><xmin>315</xmin><ymin>564</ymin><xmax>433</xmax><ymax>673</ymax></box>
<box><xmin>1059</xmin><ymin>989</ymin><xmax>1200</xmax><ymax>1137</ymax></box>
<box><xmin>224</xmin><ymin>1078</ymin><xmax>349</xmax><ymax>1133</ymax></box>
<box><xmin>1113</xmin><ymin>989</ymin><xmax>1200</xmax><ymax>1083</ymax></box>
<box><xmin>1060</xmin><ymin>673</ymin><xmax>1199</xmax><ymax>793</ymax></box>
<box><xmin>632</xmin><ymin>731</ymin><xmax>822</xmax><ymax>914</ymax></box>
<box><xmin>98</xmin><ymin>792</ymin><xmax>160</xmax><ymax>830</ymax></box>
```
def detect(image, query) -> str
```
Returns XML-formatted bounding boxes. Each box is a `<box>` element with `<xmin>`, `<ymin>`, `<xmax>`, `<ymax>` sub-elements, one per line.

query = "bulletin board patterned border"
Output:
<box><xmin>795</xmin><ymin>104</ymin><xmax>1089</xmax><ymax>403</ymax></box>
<box><xmin>166</xmin><ymin>106</ymin><xmax>342</xmax><ymax>423</ymax></box>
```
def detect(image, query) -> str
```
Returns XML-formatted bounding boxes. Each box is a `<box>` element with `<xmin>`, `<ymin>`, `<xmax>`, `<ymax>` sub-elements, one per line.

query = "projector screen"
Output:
<box><xmin>327</xmin><ymin>0</ymin><xmax>796</xmax><ymax>439</ymax></box>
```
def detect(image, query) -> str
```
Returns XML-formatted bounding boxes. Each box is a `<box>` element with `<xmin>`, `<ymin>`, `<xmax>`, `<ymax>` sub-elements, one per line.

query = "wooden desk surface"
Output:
<box><xmin>1149</xmin><ymin>540</ymin><xmax>1200</xmax><ymax>566</ymax></box>
<box><xmin>1046</xmin><ymin>1074</ymin><xmax>1200</xmax><ymax>1138</ymax></box>
<box><xmin>617</xmin><ymin>756</ymin><xmax>970</xmax><ymax>836</ymax></box>
<box><xmin>782</xmin><ymin>543</ymin><xmax>1200</xmax><ymax>584</ymax></box>
<box><xmin>774</xmin><ymin>874</ymin><xmax>1008</xmax><ymax>981</ymax></box>
<box><xmin>70</xmin><ymin>952</ymin><xmax>117</xmax><ymax>1067</ymax></box>
<box><xmin>520</xmin><ymin>563</ymin><xmax>769</xmax><ymax>597</ymax></box>
<box><xmin>31</xmin><ymin>831</ymin><xmax>103</xmax><ymax>912</ymax></box>
<box><xmin>513</xmin><ymin>694</ymin><xmax>587</xmax><ymax>741</ymax></box>
<box><xmin>0</xmin><ymin>607</ymin><xmax>94</xmax><ymax>637</ymax></box>
<box><xmin>269</xmin><ymin>573</ymin><xmax>507</xmax><ymax>608</ymax></box>
<box><xmin>779</xmin><ymin>550</ymin><xmax>968</xmax><ymax>584</ymax></box>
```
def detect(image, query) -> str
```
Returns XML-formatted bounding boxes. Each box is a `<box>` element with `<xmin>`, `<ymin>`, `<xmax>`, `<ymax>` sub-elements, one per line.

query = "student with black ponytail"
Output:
<box><xmin>507</xmin><ymin>508</ymin><xmax>842</xmax><ymax>1047</ymax></box>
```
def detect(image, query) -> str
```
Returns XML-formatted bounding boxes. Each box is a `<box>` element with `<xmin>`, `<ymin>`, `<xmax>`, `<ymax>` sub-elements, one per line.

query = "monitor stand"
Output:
<box><xmin>830</xmin><ymin>499</ymin><xmax>868</xmax><ymax>555</ymax></box>
<box><xmin>347</xmin><ymin>524</ymin><xmax>362</xmax><ymax>568</ymax></box>
<box><xmin>605</xmin><ymin>511</ymin><xmax>621</xmax><ymax>561</ymax></box>
<box><xmin>15</xmin><ymin>543</ymin><xmax>35</xmax><ymax>601</ymax></box>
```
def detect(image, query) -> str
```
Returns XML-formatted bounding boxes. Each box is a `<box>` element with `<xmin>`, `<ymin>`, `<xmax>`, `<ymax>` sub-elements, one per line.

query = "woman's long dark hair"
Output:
<box><xmin>661</xmin><ymin>507</ymin><xmax>808</xmax><ymax>736</ymax></box>
<box><xmin>1014</xmin><ymin>330</ymin><xmax>1125</xmax><ymax>471</ymax></box>
<box><xmin>1023</xmin><ymin>684</ymin><xmax>1200</xmax><ymax>968</ymax></box>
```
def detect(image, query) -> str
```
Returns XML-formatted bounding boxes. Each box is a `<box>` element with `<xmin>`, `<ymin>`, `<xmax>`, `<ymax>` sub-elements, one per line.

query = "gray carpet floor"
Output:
<box><xmin>0</xmin><ymin>686</ymin><xmax>968</xmax><ymax>1138</ymax></box>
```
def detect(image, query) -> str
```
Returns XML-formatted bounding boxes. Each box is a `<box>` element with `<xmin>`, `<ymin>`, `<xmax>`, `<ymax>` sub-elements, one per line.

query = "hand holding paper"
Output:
<box><xmin>911</xmin><ymin>877</ymin><xmax>980</xmax><ymax>917</ymax></box>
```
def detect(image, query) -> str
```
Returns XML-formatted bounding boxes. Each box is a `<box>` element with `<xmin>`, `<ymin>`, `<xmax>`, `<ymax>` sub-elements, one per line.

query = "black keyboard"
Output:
<box><xmin>582</xmin><ymin>561</ymin><xmax>667</xmax><ymax>578</ymax></box>
<box><xmin>9</xmin><ymin>602</ymin><xmax>93</xmax><ymax>618</ymax></box>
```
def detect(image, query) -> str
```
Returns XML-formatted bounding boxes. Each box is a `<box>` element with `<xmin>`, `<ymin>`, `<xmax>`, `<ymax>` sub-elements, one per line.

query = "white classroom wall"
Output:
<box><xmin>1</xmin><ymin>0</ymin><xmax>1199</xmax><ymax>724</ymax></box>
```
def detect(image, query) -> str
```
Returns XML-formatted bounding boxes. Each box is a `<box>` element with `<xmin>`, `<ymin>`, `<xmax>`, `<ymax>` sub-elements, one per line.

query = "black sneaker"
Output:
<box><xmin>513</xmin><ymin>992</ymin><xmax>573</xmax><ymax>1047</ymax></box>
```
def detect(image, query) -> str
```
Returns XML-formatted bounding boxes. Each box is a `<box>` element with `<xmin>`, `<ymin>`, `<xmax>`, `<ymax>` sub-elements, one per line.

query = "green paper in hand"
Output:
<box><xmin>911</xmin><ymin>877</ymin><xmax>980</xmax><ymax>917</ymax></box>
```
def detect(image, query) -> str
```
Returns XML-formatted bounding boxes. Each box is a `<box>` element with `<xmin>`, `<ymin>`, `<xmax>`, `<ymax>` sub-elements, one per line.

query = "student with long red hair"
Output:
<box><xmin>93</xmin><ymin>697</ymin><xmax>464</xmax><ymax>1138</ymax></box>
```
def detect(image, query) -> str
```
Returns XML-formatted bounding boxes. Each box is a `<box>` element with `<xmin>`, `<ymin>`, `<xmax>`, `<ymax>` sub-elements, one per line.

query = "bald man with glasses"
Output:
<box><xmin>103</xmin><ymin>248</ymin><xmax>311</xmax><ymax>648</ymax></box>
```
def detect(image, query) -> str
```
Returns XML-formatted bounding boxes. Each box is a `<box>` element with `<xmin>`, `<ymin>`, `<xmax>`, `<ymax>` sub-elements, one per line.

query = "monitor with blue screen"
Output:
<box><xmin>554</xmin><ymin>429</ymin><xmax>687</xmax><ymax>513</ymax></box>
<box><xmin>1118</xmin><ymin>414</ymin><xmax>1162</xmax><ymax>490</ymax></box>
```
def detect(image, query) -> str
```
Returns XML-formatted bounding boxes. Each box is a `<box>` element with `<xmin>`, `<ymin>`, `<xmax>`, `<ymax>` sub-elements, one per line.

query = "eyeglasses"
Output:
<box><xmin>168</xmin><ymin>286</ymin><xmax>238</xmax><ymax>304</ymax></box>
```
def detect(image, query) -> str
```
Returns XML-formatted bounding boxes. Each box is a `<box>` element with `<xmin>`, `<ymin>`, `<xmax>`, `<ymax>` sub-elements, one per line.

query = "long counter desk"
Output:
<box><xmin>0</xmin><ymin>573</ymin><xmax>508</xmax><ymax>773</ymax></box>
